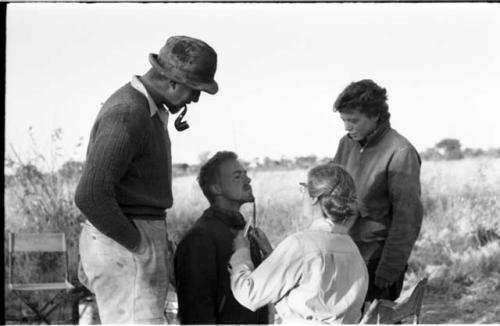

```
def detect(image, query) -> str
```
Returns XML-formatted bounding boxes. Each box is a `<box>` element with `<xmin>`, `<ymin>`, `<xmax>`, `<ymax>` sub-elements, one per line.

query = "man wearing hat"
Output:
<box><xmin>75</xmin><ymin>36</ymin><xmax>218</xmax><ymax>324</ymax></box>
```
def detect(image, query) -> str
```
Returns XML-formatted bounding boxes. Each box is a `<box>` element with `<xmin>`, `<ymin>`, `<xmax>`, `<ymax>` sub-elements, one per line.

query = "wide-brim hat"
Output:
<box><xmin>149</xmin><ymin>36</ymin><xmax>218</xmax><ymax>95</ymax></box>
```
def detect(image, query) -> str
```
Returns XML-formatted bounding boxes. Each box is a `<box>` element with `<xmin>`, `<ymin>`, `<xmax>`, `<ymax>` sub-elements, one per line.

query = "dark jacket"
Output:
<box><xmin>174</xmin><ymin>206</ymin><xmax>268</xmax><ymax>324</ymax></box>
<box><xmin>333</xmin><ymin>119</ymin><xmax>423</xmax><ymax>283</ymax></box>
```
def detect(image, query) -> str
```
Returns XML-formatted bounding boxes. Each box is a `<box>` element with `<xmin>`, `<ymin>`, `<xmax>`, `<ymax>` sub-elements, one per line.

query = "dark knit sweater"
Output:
<box><xmin>75</xmin><ymin>82</ymin><xmax>172</xmax><ymax>251</ymax></box>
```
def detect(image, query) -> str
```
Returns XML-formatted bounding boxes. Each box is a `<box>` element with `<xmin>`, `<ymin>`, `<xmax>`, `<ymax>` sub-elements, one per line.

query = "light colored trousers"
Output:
<box><xmin>79</xmin><ymin>219</ymin><xmax>169</xmax><ymax>324</ymax></box>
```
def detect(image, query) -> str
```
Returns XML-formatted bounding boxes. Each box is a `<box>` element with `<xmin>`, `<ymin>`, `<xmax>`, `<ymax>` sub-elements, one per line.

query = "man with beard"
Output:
<box><xmin>75</xmin><ymin>36</ymin><xmax>218</xmax><ymax>324</ymax></box>
<box><xmin>332</xmin><ymin>79</ymin><xmax>423</xmax><ymax>303</ymax></box>
<box><xmin>174</xmin><ymin>151</ymin><xmax>269</xmax><ymax>324</ymax></box>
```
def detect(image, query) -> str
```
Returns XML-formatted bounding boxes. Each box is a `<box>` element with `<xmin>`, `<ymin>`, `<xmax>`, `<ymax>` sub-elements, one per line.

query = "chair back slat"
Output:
<box><xmin>9</xmin><ymin>233</ymin><xmax>66</xmax><ymax>252</ymax></box>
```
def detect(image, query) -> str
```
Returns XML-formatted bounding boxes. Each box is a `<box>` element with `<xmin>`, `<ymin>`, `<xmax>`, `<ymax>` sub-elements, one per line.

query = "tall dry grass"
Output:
<box><xmin>4</xmin><ymin>131</ymin><xmax>85</xmax><ymax>322</ymax></box>
<box><xmin>167</xmin><ymin>158</ymin><xmax>500</xmax><ymax>297</ymax></box>
<box><xmin>4</xmin><ymin>153</ymin><xmax>500</xmax><ymax>320</ymax></box>
<box><xmin>410</xmin><ymin>158</ymin><xmax>500</xmax><ymax>296</ymax></box>
<box><xmin>166</xmin><ymin>169</ymin><xmax>309</xmax><ymax>245</ymax></box>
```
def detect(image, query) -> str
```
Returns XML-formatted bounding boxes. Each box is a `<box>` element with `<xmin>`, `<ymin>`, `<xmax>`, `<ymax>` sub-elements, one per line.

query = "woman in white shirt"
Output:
<box><xmin>230</xmin><ymin>163</ymin><xmax>369</xmax><ymax>324</ymax></box>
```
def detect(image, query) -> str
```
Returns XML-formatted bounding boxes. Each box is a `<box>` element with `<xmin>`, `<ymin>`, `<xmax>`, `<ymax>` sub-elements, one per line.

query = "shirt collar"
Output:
<box><xmin>309</xmin><ymin>218</ymin><xmax>348</xmax><ymax>235</ymax></box>
<box><xmin>130</xmin><ymin>75</ymin><xmax>169</xmax><ymax>130</ymax></box>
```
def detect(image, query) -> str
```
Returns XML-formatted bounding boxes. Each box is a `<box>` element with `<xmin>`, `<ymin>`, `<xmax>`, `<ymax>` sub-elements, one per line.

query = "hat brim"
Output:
<box><xmin>149</xmin><ymin>53</ymin><xmax>218</xmax><ymax>95</ymax></box>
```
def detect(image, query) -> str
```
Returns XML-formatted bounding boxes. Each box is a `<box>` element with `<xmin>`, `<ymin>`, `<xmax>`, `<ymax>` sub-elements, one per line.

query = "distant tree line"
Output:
<box><xmin>5</xmin><ymin>138</ymin><xmax>500</xmax><ymax>187</ymax></box>
<box><xmin>420</xmin><ymin>138</ymin><xmax>500</xmax><ymax>161</ymax></box>
<box><xmin>5</xmin><ymin>155</ymin><xmax>331</xmax><ymax>186</ymax></box>
<box><xmin>161</xmin><ymin>155</ymin><xmax>332</xmax><ymax>178</ymax></box>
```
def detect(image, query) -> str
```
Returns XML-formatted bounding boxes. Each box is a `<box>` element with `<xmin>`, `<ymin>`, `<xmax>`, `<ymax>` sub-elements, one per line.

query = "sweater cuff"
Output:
<box><xmin>375</xmin><ymin>263</ymin><xmax>405</xmax><ymax>283</ymax></box>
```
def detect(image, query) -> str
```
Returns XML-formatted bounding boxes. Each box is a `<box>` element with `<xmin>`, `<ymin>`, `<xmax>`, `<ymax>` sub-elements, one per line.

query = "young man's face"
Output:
<box><xmin>339</xmin><ymin>110</ymin><xmax>379</xmax><ymax>142</ymax></box>
<box><xmin>216</xmin><ymin>159</ymin><xmax>254</xmax><ymax>204</ymax></box>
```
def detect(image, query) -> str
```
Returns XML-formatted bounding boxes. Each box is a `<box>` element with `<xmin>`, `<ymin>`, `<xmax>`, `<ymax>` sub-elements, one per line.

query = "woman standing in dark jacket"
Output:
<box><xmin>332</xmin><ymin>79</ymin><xmax>423</xmax><ymax>302</ymax></box>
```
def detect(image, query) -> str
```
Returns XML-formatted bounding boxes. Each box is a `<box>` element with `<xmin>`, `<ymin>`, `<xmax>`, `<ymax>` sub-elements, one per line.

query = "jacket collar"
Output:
<box><xmin>349</xmin><ymin>117</ymin><xmax>391</xmax><ymax>148</ymax></box>
<box><xmin>205</xmin><ymin>206</ymin><xmax>246</xmax><ymax>230</ymax></box>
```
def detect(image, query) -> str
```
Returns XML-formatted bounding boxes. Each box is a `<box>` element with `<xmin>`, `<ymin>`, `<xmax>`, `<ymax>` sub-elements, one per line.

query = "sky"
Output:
<box><xmin>5</xmin><ymin>2</ymin><xmax>500</xmax><ymax>169</ymax></box>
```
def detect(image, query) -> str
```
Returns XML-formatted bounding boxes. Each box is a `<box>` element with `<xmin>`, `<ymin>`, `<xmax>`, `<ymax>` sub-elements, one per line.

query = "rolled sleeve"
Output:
<box><xmin>229</xmin><ymin>247</ymin><xmax>254</xmax><ymax>272</ymax></box>
<box><xmin>230</xmin><ymin>235</ymin><xmax>303</xmax><ymax>312</ymax></box>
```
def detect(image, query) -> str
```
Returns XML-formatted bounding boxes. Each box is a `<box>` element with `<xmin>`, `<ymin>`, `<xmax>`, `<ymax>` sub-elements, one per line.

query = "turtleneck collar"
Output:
<box><xmin>207</xmin><ymin>205</ymin><xmax>246</xmax><ymax>230</ymax></box>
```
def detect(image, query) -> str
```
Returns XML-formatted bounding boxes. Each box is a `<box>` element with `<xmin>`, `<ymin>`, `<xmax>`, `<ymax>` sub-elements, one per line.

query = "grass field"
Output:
<box><xmin>4</xmin><ymin>157</ymin><xmax>500</xmax><ymax>323</ymax></box>
<box><xmin>167</xmin><ymin>157</ymin><xmax>500</xmax><ymax>323</ymax></box>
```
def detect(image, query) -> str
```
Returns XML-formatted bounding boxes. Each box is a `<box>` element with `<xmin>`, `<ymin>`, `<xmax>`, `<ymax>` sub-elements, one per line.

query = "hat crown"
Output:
<box><xmin>153</xmin><ymin>36</ymin><xmax>218</xmax><ymax>92</ymax></box>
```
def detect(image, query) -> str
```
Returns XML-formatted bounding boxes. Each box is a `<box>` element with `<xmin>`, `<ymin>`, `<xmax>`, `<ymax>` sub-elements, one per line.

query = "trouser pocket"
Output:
<box><xmin>79</xmin><ymin>220</ymin><xmax>168</xmax><ymax>324</ymax></box>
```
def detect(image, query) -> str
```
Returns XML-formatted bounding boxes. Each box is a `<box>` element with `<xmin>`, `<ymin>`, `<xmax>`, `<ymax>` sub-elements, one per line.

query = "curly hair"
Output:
<box><xmin>307</xmin><ymin>163</ymin><xmax>358</xmax><ymax>223</ymax></box>
<box><xmin>333</xmin><ymin>79</ymin><xmax>390</xmax><ymax>121</ymax></box>
<box><xmin>197</xmin><ymin>151</ymin><xmax>238</xmax><ymax>204</ymax></box>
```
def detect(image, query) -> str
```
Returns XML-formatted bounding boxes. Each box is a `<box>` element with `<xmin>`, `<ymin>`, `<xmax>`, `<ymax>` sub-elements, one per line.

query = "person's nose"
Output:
<box><xmin>344</xmin><ymin>121</ymin><xmax>353</xmax><ymax>132</ymax></box>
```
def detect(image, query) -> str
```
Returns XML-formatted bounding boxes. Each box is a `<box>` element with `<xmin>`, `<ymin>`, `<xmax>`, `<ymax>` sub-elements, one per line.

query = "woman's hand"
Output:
<box><xmin>249</xmin><ymin>227</ymin><xmax>273</xmax><ymax>257</ymax></box>
<box><xmin>233</xmin><ymin>230</ymin><xmax>250</xmax><ymax>251</ymax></box>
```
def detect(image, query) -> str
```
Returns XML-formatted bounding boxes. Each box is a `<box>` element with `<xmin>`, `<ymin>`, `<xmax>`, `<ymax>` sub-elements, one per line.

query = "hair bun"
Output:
<box><xmin>307</xmin><ymin>163</ymin><xmax>358</xmax><ymax>223</ymax></box>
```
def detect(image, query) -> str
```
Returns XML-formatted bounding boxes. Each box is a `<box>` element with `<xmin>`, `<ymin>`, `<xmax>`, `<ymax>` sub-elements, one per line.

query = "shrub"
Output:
<box><xmin>4</xmin><ymin>130</ymin><xmax>85</xmax><ymax>321</ymax></box>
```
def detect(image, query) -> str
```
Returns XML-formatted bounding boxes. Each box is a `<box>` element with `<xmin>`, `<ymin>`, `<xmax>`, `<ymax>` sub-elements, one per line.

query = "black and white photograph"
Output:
<box><xmin>4</xmin><ymin>2</ymin><xmax>500</xmax><ymax>324</ymax></box>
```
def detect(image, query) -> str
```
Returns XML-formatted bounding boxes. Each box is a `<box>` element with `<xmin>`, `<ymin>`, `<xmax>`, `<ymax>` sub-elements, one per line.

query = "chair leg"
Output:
<box><xmin>39</xmin><ymin>291</ymin><xmax>69</xmax><ymax>320</ymax></box>
<box><xmin>60</xmin><ymin>294</ymin><xmax>92</xmax><ymax>325</ymax></box>
<box><xmin>71</xmin><ymin>294</ymin><xmax>81</xmax><ymax>325</ymax></box>
<box><xmin>12</xmin><ymin>291</ymin><xmax>51</xmax><ymax>324</ymax></box>
<box><xmin>78</xmin><ymin>297</ymin><xmax>100</xmax><ymax>325</ymax></box>
<box><xmin>13</xmin><ymin>290</ymin><xmax>75</xmax><ymax>324</ymax></box>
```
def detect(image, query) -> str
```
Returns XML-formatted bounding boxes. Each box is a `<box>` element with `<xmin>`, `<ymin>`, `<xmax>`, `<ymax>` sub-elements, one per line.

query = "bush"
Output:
<box><xmin>409</xmin><ymin>158</ymin><xmax>500</xmax><ymax>296</ymax></box>
<box><xmin>4</xmin><ymin>130</ymin><xmax>85</xmax><ymax>321</ymax></box>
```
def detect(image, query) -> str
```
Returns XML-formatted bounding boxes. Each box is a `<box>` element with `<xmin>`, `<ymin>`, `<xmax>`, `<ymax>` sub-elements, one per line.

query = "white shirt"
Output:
<box><xmin>130</xmin><ymin>75</ymin><xmax>169</xmax><ymax>130</ymax></box>
<box><xmin>230</xmin><ymin>218</ymin><xmax>369</xmax><ymax>324</ymax></box>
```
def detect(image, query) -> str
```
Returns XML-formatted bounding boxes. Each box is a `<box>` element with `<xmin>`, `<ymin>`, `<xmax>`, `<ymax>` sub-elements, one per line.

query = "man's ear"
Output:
<box><xmin>169</xmin><ymin>80</ymin><xmax>177</xmax><ymax>90</ymax></box>
<box><xmin>209</xmin><ymin>184</ymin><xmax>222</xmax><ymax>197</ymax></box>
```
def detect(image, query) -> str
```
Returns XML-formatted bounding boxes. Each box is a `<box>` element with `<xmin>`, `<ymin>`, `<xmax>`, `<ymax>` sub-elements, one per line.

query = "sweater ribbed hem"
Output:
<box><xmin>121</xmin><ymin>206</ymin><xmax>167</xmax><ymax>219</ymax></box>
<box><xmin>127</xmin><ymin>214</ymin><xmax>166</xmax><ymax>220</ymax></box>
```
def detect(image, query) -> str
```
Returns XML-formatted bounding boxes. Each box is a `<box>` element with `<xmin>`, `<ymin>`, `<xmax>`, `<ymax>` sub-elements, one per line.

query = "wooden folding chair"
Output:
<box><xmin>7</xmin><ymin>232</ymin><xmax>76</xmax><ymax>324</ymax></box>
<box><xmin>360</xmin><ymin>278</ymin><xmax>428</xmax><ymax>324</ymax></box>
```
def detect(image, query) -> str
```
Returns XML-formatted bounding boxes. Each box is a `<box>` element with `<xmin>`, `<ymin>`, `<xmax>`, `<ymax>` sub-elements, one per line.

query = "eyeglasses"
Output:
<box><xmin>299</xmin><ymin>182</ymin><xmax>308</xmax><ymax>194</ymax></box>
